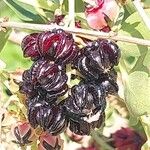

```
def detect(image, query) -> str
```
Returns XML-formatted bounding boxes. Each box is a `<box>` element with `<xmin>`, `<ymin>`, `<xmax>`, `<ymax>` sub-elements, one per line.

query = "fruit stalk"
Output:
<box><xmin>91</xmin><ymin>131</ymin><xmax>114</xmax><ymax>150</ymax></box>
<box><xmin>133</xmin><ymin>0</ymin><xmax>150</xmax><ymax>31</ymax></box>
<box><xmin>1</xmin><ymin>20</ymin><xmax>150</xmax><ymax>46</ymax></box>
<box><xmin>68</xmin><ymin>0</ymin><xmax>75</xmax><ymax>27</ymax></box>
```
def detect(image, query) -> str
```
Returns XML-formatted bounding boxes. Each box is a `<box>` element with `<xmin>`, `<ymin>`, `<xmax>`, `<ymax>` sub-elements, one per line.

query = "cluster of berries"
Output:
<box><xmin>19</xmin><ymin>29</ymin><xmax>120</xmax><ymax>137</ymax></box>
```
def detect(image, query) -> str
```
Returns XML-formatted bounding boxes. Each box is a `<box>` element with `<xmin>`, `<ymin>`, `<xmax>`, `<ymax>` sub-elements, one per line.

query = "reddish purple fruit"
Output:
<box><xmin>112</xmin><ymin>128</ymin><xmax>146</xmax><ymax>150</ymax></box>
<box><xmin>12</xmin><ymin>122</ymin><xmax>34</xmax><ymax>146</ymax></box>
<box><xmin>38</xmin><ymin>132</ymin><xmax>63</xmax><ymax>150</ymax></box>
<box><xmin>21</xmin><ymin>33</ymin><xmax>39</xmax><ymax>60</ymax></box>
<box><xmin>21</xmin><ymin>29</ymin><xmax>79</xmax><ymax>65</ymax></box>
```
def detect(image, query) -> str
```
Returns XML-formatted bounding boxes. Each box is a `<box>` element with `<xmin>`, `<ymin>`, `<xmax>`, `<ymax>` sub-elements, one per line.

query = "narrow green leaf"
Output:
<box><xmin>14</xmin><ymin>0</ymin><xmax>59</xmax><ymax>12</ymax></box>
<box><xmin>3</xmin><ymin>0</ymin><xmax>46</xmax><ymax>23</ymax></box>
<box><xmin>63</xmin><ymin>0</ymin><xmax>84</xmax><ymax>12</ymax></box>
<box><xmin>37</xmin><ymin>0</ymin><xmax>59</xmax><ymax>11</ymax></box>
<box><xmin>125</xmin><ymin>0</ymin><xmax>136</xmax><ymax>14</ymax></box>
<box><xmin>112</xmin><ymin>6</ymin><xmax>125</xmax><ymax>31</ymax></box>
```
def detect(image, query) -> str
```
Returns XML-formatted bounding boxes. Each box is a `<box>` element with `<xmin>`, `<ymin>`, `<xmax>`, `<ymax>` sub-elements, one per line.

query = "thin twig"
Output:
<box><xmin>91</xmin><ymin>131</ymin><xmax>114</xmax><ymax>150</ymax></box>
<box><xmin>9</xmin><ymin>30</ymin><xmax>27</xmax><ymax>45</ymax></box>
<box><xmin>133</xmin><ymin>0</ymin><xmax>150</xmax><ymax>31</ymax></box>
<box><xmin>1</xmin><ymin>21</ymin><xmax>150</xmax><ymax>46</ymax></box>
<box><xmin>68</xmin><ymin>0</ymin><xmax>75</xmax><ymax>27</ymax></box>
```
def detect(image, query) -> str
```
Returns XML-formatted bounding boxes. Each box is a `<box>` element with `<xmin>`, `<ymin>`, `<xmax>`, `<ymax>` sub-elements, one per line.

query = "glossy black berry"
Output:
<box><xmin>19</xmin><ymin>69</ymin><xmax>36</xmax><ymax>97</ymax></box>
<box><xmin>69</xmin><ymin>112</ymin><xmax>105</xmax><ymax>135</ymax></box>
<box><xmin>99</xmin><ymin>69</ymin><xmax>118</xmax><ymax>95</ymax></box>
<box><xmin>20</xmin><ymin>59</ymin><xmax>68</xmax><ymax>99</ymax></box>
<box><xmin>74</xmin><ymin>39</ymin><xmax>120</xmax><ymax>80</ymax></box>
<box><xmin>31</xmin><ymin>59</ymin><xmax>68</xmax><ymax>98</ymax></box>
<box><xmin>64</xmin><ymin>82</ymin><xmax>106</xmax><ymax>135</ymax></box>
<box><xmin>28</xmin><ymin>100</ymin><xmax>68</xmax><ymax>135</ymax></box>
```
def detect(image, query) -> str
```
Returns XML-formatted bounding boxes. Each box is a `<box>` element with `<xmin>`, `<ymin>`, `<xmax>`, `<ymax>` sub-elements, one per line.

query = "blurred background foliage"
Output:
<box><xmin>1</xmin><ymin>0</ymin><xmax>150</xmax><ymax>149</ymax></box>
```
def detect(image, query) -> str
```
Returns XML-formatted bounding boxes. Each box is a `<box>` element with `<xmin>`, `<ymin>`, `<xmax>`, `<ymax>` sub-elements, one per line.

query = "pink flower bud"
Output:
<box><xmin>85</xmin><ymin>0</ymin><xmax>119</xmax><ymax>30</ymax></box>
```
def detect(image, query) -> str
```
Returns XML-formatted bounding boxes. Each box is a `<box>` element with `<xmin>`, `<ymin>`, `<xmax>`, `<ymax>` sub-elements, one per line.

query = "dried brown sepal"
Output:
<box><xmin>0</xmin><ymin>17</ymin><xmax>9</xmax><ymax>32</ymax></box>
<box><xmin>107</xmin><ymin>95</ymin><xmax>129</xmax><ymax>118</ymax></box>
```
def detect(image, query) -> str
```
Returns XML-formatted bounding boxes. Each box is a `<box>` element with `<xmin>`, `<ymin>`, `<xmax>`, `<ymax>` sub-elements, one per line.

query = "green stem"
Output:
<box><xmin>118</xmin><ymin>59</ymin><xmax>129</xmax><ymax>86</ymax></box>
<box><xmin>1</xmin><ymin>21</ymin><xmax>150</xmax><ymax>46</ymax></box>
<box><xmin>31</xmin><ymin>140</ymin><xmax>38</xmax><ymax>150</ymax></box>
<box><xmin>133</xmin><ymin>0</ymin><xmax>150</xmax><ymax>31</ymax></box>
<box><xmin>68</xmin><ymin>0</ymin><xmax>75</xmax><ymax>27</ymax></box>
<box><xmin>140</xmin><ymin>115</ymin><xmax>150</xmax><ymax>149</ymax></box>
<box><xmin>91</xmin><ymin>131</ymin><xmax>114</xmax><ymax>150</ymax></box>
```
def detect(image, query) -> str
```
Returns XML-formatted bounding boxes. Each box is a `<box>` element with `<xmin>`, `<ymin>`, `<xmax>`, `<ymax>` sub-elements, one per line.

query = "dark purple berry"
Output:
<box><xmin>30</xmin><ymin>59</ymin><xmax>68</xmax><ymax>98</ymax></box>
<box><xmin>75</xmin><ymin>39</ymin><xmax>120</xmax><ymax>80</ymax></box>
<box><xmin>99</xmin><ymin>69</ymin><xmax>118</xmax><ymax>95</ymax></box>
<box><xmin>76</xmin><ymin>55</ymin><xmax>100</xmax><ymax>80</ymax></box>
<box><xmin>85</xmin><ymin>40</ymin><xmax>120</xmax><ymax>71</ymax></box>
<box><xmin>99</xmin><ymin>39</ymin><xmax>121</xmax><ymax>66</ymax></box>
<box><xmin>28</xmin><ymin>100</ymin><xmax>68</xmax><ymax>135</ymax></box>
<box><xmin>19</xmin><ymin>69</ymin><xmax>36</xmax><ymax>97</ymax></box>
<box><xmin>69</xmin><ymin>112</ymin><xmax>105</xmax><ymax>135</ymax></box>
<box><xmin>100</xmin><ymin>79</ymin><xmax>118</xmax><ymax>95</ymax></box>
<box><xmin>19</xmin><ymin>59</ymin><xmax>68</xmax><ymax>99</ymax></box>
<box><xmin>64</xmin><ymin>82</ymin><xmax>106</xmax><ymax>135</ymax></box>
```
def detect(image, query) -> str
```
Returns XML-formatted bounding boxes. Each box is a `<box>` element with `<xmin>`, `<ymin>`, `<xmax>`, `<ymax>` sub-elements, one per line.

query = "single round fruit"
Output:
<box><xmin>74</xmin><ymin>39</ymin><xmax>121</xmax><ymax>80</ymax></box>
<box><xmin>21</xmin><ymin>29</ymin><xmax>79</xmax><ymax>64</ymax></box>
<box><xmin>28</xmin><ymin>100</ymin><xmax>68</xmax><ymax>135</ymax></box>
<box><xmin>64</xmin><ymin>82</ymin><xmax>106</xmax><ymax>135</ymax></box>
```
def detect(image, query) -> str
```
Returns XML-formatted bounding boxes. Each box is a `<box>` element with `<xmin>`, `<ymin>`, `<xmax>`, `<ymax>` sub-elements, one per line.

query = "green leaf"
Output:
<box><xmin>118</xmin><ymin>9</ymin><xmax>150</xmax><ymax>71</ymax></box>
<box><xmin>0</xmin><ymin>0</ymin><xmax>16</xmax><ymax>19</ymax></box>
<box><xmin>124</xmin><ymin>71</ymin><xmax>150</xmax><ymax>117</ymax></box>
<box><xmin>63</xmin><ymin>0</ymin><xmax>84</xmax><ymax>12</ymax></box>
<box><xmin>37</xmin><ymin>0</ymin><xmax>59</xmax><ymax>11</ymax></box>
<box><xmin>125</xmin><ymin>0</ymin><xmax>136</xmax><ymax>14</ymax></box>
<box><xmin>0</xmin><ymin>29</ymin><xmax>11</xmax><ymax>53</ymax></box>
<box><xmin>14</xmin><ymin>0</ymin><xmax>59</xmax><ymax>13</ymax></box>
<box><xmin>144</xmin><ymin>0</ymin><xmax>150</xmax><ymax>7</ymax></box>
<box><xmin>0</xmin><ymin>41</ymin><xmax>32</xmax><ymax>70</ymax></box>
<box><xmin>112</xmin><ymin>6</ymin><xmax>125</xmax><ymax>31</ymax></box>
<box><xmin>3</xmin><ymin>0</ymin><xmax>46</xmax><ymax>23</ymax></box>
<box><xmin>118</xmin><ymin>10</ymin><xmax>150</xmax><ymax>117</ymax></box>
